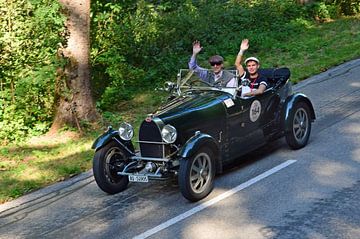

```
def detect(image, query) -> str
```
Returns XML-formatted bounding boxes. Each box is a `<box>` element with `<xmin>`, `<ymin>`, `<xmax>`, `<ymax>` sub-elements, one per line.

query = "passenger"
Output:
<box><xmin>189</xmin><ymin>40</ymin><xmax>237</xmax><ymax>87</ymax></box>
<box><xmin>235</xmin><ymin>39</ymin><xmax>268</xmax><ymax>97</ymax></box>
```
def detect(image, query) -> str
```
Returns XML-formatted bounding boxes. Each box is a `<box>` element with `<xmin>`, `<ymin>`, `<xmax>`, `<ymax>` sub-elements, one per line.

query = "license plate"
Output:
<box><xmin>128</xmin><ymin>175</ymin><xmax>149</xmax><ymax>183</ymax></box>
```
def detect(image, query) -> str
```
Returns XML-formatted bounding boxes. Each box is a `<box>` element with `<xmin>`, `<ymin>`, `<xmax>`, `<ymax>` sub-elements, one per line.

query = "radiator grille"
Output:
<box><xmin>139</xmin><ymin>120</ymin><xmax>164</xmax><ymax>158</ymax></box>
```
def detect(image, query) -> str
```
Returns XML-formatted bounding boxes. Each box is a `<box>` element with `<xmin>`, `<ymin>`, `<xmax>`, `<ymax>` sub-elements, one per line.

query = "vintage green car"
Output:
<box><xmin>92</xmin><ymin>68</ymin><xmax>315</xmax><ymax>202</ymax></box>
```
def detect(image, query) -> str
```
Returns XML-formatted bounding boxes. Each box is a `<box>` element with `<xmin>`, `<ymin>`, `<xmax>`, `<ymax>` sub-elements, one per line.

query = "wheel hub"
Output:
<box><xmin>200</xmin><ymin>168</ymin><xmax>204</xmax><ymax>175</ymax></box>
<box><xmin>300</xmin><ymin>121</ymin><xmax>305</xmax><ymax>129</ymax></box>
<box><xmin>200</xmin><ymin>169</ymin><xmax>207</xmax><ymax>178</ymax></box>
<box><xmin>189</xmin><ymin>153</ymin><xmax>212</xmax><ymax>194</ymax></box>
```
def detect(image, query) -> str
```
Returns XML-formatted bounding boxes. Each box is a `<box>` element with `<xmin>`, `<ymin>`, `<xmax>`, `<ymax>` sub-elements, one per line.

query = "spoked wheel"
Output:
<box><xmin>93</xmin><ymin>141</ymin><xmax>129</xmax><ymax>194</ymax></box>
<box><xmin>179</xmin><ymin>147</ymin><xmax>215</xmax><ymax>202</ymax></box>
<box><xmin>285</xmin><ymin>102</ymin><xmax>312</xmax><ymax>149</ymax></box>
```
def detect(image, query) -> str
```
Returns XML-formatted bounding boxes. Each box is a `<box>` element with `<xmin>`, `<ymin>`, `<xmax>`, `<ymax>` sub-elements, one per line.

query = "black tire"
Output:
<box><xmin>93</xmin><ymin>141</ymin><xmax>129</xmax><ymax>194</ymax></box>
<box><xmin>285</xmin><ymin>102</ymin><xmax>312</xmax><ymax>149</ymax></box>
<box><xmin>178</xmin><ymin>147</ymin><xmax>215</xmax><ymax>202</ymax></box>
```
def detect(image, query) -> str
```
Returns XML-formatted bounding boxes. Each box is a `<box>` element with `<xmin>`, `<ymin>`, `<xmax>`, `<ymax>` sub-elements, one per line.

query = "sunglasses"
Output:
<box><xmin>210</xmin><ymin>61</ymin><xmax>223</xmax><ymax>66</ymax></box>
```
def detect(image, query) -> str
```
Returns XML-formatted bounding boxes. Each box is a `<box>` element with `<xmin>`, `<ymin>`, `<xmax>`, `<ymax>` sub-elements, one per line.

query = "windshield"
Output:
<box><xmin>177</xmin><ymin>69</ymin><xmax>239</xmax><ymax>97</ymax></box>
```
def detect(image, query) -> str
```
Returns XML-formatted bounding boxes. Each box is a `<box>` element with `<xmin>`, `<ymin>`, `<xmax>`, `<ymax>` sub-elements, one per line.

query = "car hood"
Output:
<box><xmin>153</xmin><ymin>90</ymin><xmax>230</xmax><ymax>125</ymax></box>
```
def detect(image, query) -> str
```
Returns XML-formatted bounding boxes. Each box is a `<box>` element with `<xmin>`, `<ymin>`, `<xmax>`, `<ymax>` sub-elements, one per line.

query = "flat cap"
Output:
<box><xmin>208</xmin><ymin>55</ymin><xmax>224</xmax><ymax>63</ymax></box>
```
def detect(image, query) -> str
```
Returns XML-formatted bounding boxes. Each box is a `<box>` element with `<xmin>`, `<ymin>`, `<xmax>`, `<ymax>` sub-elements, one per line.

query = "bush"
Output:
<box><xmin>336</xmin><ymin>0</ymin><xmax>360</xmax><ymax>15</ymax></box>
<box><xmin>90</xmin><ymin>0</ymin><xmax>308</xmax><ymax>110</ymax></box>
<box><xmin>0</xmin><ymin>1</ymin><xmax>65</xmax><ymax>143</ymax></box>
<box><xmin>306</xmin><ymin>0</ymin><xmax>360</xmax><ymax>20</ymax></box>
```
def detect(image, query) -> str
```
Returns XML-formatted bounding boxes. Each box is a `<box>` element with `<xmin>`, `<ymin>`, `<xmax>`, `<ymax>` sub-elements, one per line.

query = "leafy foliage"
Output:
<box><xmin>335</xmin><ymin>0</ymin><xmax>360</xmax><ymax>15</ymax></box>
<box><xmin>0</xmin><ymin>0</ymin><xmax>65</xmax><ymax>143</ymax></box>
<box><xmin>92</xmin><ymin>1</ymin><xmax>304</xmax><ymax>107</ymax></box>
<box><xmin>1</xmin><ymin>0</ymin><xmax>359</xmax><ymax>143</ymax></box>
<box><xmin>91</xmin><ymin>0</ymin><xmax>360</xmax><ymax>112</ymax></box>
<box><xmin>305</xmin><ymin>0</ymin><xmax>360</xmax><ymax>21</ymax></box>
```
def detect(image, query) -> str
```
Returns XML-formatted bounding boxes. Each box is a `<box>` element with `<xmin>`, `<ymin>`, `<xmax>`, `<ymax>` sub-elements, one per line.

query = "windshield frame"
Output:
<box><xmin>177</xmin><ymin>69</ymin><xmax>239</xmax><ymax>98</ymax></box>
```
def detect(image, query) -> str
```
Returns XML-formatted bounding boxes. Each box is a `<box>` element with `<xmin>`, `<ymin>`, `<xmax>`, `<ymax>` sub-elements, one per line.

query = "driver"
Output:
<box><xmin>235</xmin><ymin>39</ymin><xmax>268</xmax><ymax>97</ymax></box>
<box><xmin>188</xmin><ymin>40</ymin><xmax>237</xmax><ymax>87</ymax></box>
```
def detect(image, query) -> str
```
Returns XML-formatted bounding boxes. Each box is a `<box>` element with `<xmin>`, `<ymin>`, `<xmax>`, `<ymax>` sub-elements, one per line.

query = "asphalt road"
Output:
<box><xmin>1</xmin><ymin>58</ymin><xmax>360</xmax><ymax>239</ymax></box>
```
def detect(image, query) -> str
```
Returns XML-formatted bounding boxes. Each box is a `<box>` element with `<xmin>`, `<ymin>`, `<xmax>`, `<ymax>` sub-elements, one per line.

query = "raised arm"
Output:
<box><xmin>235</xmin><ymin>39</ymin><xmax>249</xmax><ymax>77</ymax></box>
<box><xmin>189</xmin><ymin>40</ymin><xmax>202</xmax><ymax>70</ymax></box>
<box><xmin>192</xmin><ymin>40</ymin><xmax>202</xmax><ymax>57</ymax></box>
<box><xmin>188</xmin><ymin>40</ymin><xmax>209</xmax><ymax>81</ymax></box>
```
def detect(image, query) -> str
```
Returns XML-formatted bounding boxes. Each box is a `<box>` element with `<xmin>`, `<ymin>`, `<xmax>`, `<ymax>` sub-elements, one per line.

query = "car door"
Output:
<box><xmin>225</xmin><ymin>90</ymin><xmax>274</xmax><ymax>160</ymax></box>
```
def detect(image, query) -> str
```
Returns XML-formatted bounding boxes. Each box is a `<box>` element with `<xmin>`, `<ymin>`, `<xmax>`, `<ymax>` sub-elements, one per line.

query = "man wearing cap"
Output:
<box><xmin>235</xmin><ymin>39</ymin><xmax>268</xmax><ymax>97</ymax></box>
<box><xmin>188</xmin><ymin>40</ymin><xmax>237</xmax><ymax>87</ymax></box>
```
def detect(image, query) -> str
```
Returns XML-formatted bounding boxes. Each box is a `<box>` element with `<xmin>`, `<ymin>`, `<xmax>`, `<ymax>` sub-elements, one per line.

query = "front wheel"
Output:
<box><xmin>285</xmin><ymin>102</ymin><xmax>312</xmax><ymax>149</ymax></box>
<box><xmin>93</xmin><ymin>141</ymin><xmax>129</xmax><ymax>194</ymax></box>
<box><xmin>178</xmin><ymin>147</ymin><xmax>215</xmax><ymax>202</ymax></box>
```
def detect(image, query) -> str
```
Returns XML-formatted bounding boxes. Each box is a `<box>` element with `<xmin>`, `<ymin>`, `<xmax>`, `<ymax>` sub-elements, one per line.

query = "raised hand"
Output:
<box><xmin>240</xmin><ymin>39</ymin><xmax>249</xmax><ymax>51</ymax></box>
<box><xmin>192</xmin><ymin>40</ymin><xmax>202</xmax><ymax>55</ymax></box>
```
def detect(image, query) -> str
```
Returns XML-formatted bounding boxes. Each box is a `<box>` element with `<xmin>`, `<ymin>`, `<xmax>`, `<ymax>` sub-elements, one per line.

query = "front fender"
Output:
<box><xmin>281</xmin><ymin>93</ymin><xmax>316</xmax><ymax>133</ymax></box>
<box><xmin>178</xmin><ymin>133</ymin><xmax>219</xmax><ymax>158</ymax></box>
<box><xmin>92</xmin><ymin>129</ymin><xmax>135</xmax><ymax>155</ymax></box>
<box><xmin>178</xmin><ymin>132</ymin><xmax>222</xmax><ymax>173</ymax></box>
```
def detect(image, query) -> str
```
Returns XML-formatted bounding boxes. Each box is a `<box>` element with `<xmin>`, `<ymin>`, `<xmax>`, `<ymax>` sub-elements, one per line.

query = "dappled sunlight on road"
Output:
<box><xmin>352</xmin><ymin>149</ymin><xmax>360</xmax><ymax>163</ymax></box>
<box><xmin>344</xmin><ymin>121</ymin><xmax>360</xmax><ymax>134</ymax></box>
<box><xmin>328</xmin><ymin>217</ymin><xmax>360</xmax><ymax>237</ymax></box>
<box><xmin>310</xmin><ymin>159</ymin><xmax>354</xmax><ymax>186</ymax></box>
<box><xmin>183</xmin><ymin>219</ymin><xmax>271</xmax><ymax>239</ymax></box>
<box><xmin>178</xmin><ymin>195</ymin><xmax>270</xmax><ymax>239</ymax></box>
<box><xmin>302</xmin><ymin>107</ymin><xmax>360</xmax><ymax>190</ymax></box>
<box><xmin>343</xmin><ymin>112</ymin><xmax>360</xmax><ymax>163</ymax></box>
<box><xmin>350</xmin><ymin>82</ymin><xmax>360</xmax><ymax>87</ymax></box>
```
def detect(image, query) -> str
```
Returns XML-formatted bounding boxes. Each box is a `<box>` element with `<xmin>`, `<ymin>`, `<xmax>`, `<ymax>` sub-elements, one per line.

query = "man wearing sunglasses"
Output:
<box><xmin>235</xmin><ymin>39</ymin><xmax>268</xmax><ymax>97</ymax></box>
<box><xmin>188</xmin><ymin>40</ymin><xmax>237</xmax><ymax>87</ymax></box>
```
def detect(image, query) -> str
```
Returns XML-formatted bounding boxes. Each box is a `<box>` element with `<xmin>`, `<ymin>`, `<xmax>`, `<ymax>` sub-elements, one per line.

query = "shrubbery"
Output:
<box><xmin>305</xmin><ymin>0</ymin><xmax>360</xmax><ymax>21</ymax></box>
<box><xmin>91</xmin><ymin>0</ymin><xmax>306</xmax><ymax>109</ymax></box>
<box><xmin>0</xmin><ymin>0</ymin><xmax>65</xmax><ymax>143</ymax></box>
<box><xmin>91</xmin><ymin>0</ymin><xmax>360</xmax><ymax>110</ymax></box>
<box><xmin>0</xmin><ymin>0</ymin><xmax>359</xmax><ymax>143</ymax></box>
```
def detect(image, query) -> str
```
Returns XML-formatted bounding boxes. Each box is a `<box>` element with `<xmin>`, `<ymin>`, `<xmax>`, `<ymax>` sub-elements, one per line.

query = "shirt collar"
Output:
<box><xmin>214</xmin><ymin>71</ymin><xmax>223</xmax><ymax>80</ymax></box>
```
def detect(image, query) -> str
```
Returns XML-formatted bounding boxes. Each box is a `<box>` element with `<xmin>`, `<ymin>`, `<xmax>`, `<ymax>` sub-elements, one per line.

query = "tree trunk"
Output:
<box><xmin>51</xmin><ymin>0</ymin><xmax>98</xmax><ymax>133</ymax></box>
<box><xmin>296</xmin><ymin>0</ymin><xmax>313</xmax><ymax>4</ymax></box>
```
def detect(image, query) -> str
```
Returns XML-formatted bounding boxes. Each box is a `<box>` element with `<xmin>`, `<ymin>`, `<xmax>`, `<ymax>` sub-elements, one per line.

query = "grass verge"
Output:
<box><xmin>260</xmin><ymin>16</ymin><xmax>360</xmax><ymax>83</ymax></box>
<box><xmin>0</xmin><ymin>132</ymin><xmax>94</xmax><ymax>203</ymax></box>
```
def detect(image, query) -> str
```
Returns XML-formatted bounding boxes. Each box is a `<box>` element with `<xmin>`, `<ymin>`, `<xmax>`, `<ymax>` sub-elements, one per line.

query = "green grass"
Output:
<box><xmin>259</xmin><ymin>16</ymin><xmax>360</xmax><ymax>83</ymax></box>
<box><xmin>1</xmin><ymin>15</ymin><xmax>360</xmax><ymax>204</ymax></box>
<box><xmin>0</xmin><ymin>132</ymin><xmax>94</xmax><ymax>203</ymax></box>
<box><xmin>0</xmin><ymin>92</ymin><xmax>166</xmax><ymax>203</ymax></box>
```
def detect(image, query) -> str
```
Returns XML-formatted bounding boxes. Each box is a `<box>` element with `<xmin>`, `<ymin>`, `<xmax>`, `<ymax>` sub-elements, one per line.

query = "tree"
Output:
<box><xmin>297</xmin><ymin>0</ymin><xmax>313</xmax><ymax>4</ymax></box>
<box><xmin>52</xmin><ymin>0</ymin><xmax>98</xmax><ymax>133</ymax></box>
<box><xmin>0</xmin><ymin>0</ymin><xmax>65</xmax><ymax>142</ymax></box>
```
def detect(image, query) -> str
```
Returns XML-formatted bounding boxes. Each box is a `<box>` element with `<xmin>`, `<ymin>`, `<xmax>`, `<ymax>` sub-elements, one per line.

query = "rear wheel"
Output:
<box><xmin>93</xmin><ymin>141</ymin><xmax>129</xmax><ymax>194</ymax></box>
<box><xmin>285</xmin><ymin>102</ymin><xmax>312</xmax><ymax>149</ymax></box>
<box><xmin>178</xmin><ymin>147</ymin><xmax>215</xmax><ymax>202</ymax></box>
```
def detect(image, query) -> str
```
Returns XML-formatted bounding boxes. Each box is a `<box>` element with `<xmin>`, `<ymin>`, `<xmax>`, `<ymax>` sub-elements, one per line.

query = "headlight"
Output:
<box><xmin>119</xmin><ymin>122</ymin><xmax>134</xmax><ymax>141</ymax></box>
<box><xmin>161</xmin><ymin>124</ymin><xmax>177</xmax><ymax>144</ymax></box>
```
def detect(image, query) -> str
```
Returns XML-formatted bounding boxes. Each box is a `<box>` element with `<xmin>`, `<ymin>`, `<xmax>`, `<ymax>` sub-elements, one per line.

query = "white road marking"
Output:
<box><xmin>133</xmin><ymin>160</ymin><xmax>297</xmax><ymax>239</ymax></box>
